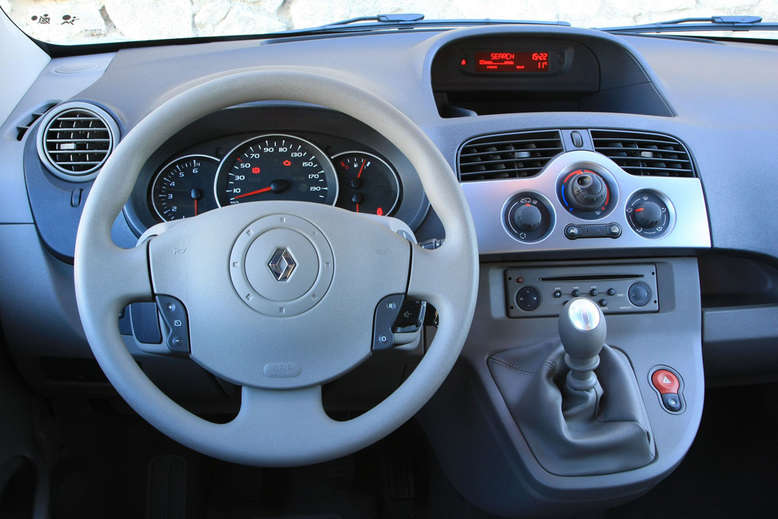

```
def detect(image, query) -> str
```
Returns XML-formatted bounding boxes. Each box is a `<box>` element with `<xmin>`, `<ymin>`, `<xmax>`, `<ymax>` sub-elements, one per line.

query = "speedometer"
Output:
<box><xmin>214</xmin><ymin>134</ymin><xmax>338</xmax><ymax>207</ymax></box>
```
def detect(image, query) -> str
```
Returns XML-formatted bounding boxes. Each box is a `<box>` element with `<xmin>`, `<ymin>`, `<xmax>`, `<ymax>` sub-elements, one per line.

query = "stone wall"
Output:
<box><xmin>2</xmin><ymin>0</ymin><xmax>777</xmax><ymax>45</ymax></box>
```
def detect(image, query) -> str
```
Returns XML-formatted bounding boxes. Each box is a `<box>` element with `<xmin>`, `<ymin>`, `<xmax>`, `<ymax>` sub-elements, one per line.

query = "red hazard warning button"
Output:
<box><xmin>651</xmin><ymin>369</ymin><xmax>680</xmax><ymax>394</ymax></box>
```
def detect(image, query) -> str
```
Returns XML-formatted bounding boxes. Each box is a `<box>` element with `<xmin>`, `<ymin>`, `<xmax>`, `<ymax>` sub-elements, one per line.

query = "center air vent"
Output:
<box><xmin>592</xmin><ymin>130</ymin><xmax>695</xmax><ymax>178</ymax></box>
<box><xmin>458</xmin><ymin>130</ymin><xmax>563</xmax><ymax>182</ymax></box>
<box><xmin>36</xmin><ymin>101</ymin><xmax>119</xmax><ymax>182</ymax></box>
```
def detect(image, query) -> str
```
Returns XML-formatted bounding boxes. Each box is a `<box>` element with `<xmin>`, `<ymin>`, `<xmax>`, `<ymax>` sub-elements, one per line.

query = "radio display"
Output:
<box><xmin>474</xmin><ymin>51</ymin><xmax>552</xmax><ymax>73</ymax></box>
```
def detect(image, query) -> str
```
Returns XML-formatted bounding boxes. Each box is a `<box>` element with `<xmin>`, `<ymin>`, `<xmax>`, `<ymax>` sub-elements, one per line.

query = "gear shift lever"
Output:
<box><xmin>487</xmin><ymin>296</ymin><xmax>655</xmax><ymax>475</ymax></box>
<box><xmin>559</xmin><ymin>298</ymin><xmax>606</xmax><ymax>392</ymax></box>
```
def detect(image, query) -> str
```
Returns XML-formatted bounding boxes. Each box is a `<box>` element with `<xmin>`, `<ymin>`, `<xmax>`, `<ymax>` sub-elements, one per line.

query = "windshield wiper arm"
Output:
<box><xmin>308</xmin><ymin>13</ymin><xmax>569</xmax><ymax>32</ymax></box>
<box><xmin>602</xmin><ymin>15</ymin><xmax>778</xmax><ymax>33</ymax></box>
<box><xmin>320</xmin><ymin>13</ymin><xmax>426</xmax><ymax>28</ymax></box>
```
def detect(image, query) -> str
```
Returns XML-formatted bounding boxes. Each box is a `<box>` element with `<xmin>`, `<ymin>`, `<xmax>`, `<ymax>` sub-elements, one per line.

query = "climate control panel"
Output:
<box><xmin>464</xmin><ymin>149</ymin><xmax>711</xmax><ymax>254</ymax></box>
<box><xmin>504</xmin><ymin>264</ymin><xmax>659</xmax><ymax>318</ymax></box>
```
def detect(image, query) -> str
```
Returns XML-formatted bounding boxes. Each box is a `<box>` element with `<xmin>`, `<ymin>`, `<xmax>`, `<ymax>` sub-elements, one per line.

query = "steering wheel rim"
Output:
<box><xmin>74</xmin><ymin>67</ymin><xmax>478</xmax><ymax>466</ymax></box>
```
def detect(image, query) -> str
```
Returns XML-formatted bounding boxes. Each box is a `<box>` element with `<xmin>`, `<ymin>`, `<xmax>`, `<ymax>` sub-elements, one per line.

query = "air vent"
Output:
<box><xmin>458</xmin><ymin>130</ymin><xmax>563</xmax><ymax>181</ymax></box>
<box><xmin>592</xmin><ymin>130</ymin><xmax>695</xmax><ymax>177</ymax></box>
<box><xmin>36</xmin><ymin>101</ymin><xmax>118</xmax><ymax>181</ymax></box>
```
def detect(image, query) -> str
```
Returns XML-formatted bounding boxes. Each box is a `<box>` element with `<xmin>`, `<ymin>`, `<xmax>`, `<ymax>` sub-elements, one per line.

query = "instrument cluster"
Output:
<box><xmin>149</xmin><ymin>133</ymin><xmax>401</xmax><ymax>222</ymax></box>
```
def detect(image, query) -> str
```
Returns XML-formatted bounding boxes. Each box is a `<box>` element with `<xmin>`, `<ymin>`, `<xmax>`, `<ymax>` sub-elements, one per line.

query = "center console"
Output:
<box><xmin>419</xmin><ymin>257</ymin><xmax>703</xmax><ymax>517</ymax></box>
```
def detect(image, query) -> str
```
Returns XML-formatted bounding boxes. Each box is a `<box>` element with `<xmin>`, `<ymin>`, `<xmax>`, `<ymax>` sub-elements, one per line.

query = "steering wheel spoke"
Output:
<box><xmin>76</xmin><ymin>241</ymin><xmax>153</xmax><ymax>317</ymax></box>
<box><xmin>228</xmin><ymin>385</ymin><xmax>337</xmax><ymax>451</ymax></box>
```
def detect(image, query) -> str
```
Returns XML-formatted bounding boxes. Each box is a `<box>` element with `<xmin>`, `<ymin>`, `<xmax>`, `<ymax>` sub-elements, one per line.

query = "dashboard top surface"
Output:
<box><xmin>1</xmin><ymin>25</ymin><xmax>777</xmax><ymax>260</ymax></box>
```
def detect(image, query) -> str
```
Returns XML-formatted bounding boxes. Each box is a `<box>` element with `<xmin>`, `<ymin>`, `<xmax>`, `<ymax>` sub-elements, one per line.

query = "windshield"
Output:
<box><xmin>2</xmin><ymin>0</ymin><xmax>778</xmax><ymax>45</ymax></box>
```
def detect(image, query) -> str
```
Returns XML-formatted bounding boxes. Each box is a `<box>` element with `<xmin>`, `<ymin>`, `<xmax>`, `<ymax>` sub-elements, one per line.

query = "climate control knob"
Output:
<box><xmin>504</xmin><ymin>192</ymin><xmax>554</xmax><ymax>243</ymax></box>
<box><xmin>632</xmin><ymin>200</ymin><xmax>662</xmax><ymax>229</ymax></box>
<box><xmin>512</xmin><ymin>203</ymin><xmax>543</xmax><ymax>232</ymax></box>
<box><xmin>626</xmin><ymin>190</ymin><xmax>673</xmax><ymax>238</ymax></box>
<box><xmin>569</xmin><ymin>172</ymin><xmax>608</xmax><ymax>210</ymax></box>
<box><xmin>558</xmin><ymin>169</ymin><xmax>616</xmax><ymax>219</ymax></box>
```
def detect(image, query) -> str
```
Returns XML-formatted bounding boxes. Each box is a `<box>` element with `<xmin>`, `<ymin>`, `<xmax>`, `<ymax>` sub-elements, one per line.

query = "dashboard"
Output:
<box><xmin>2</xmin><ymin>19</ymin><xmax>778</xmax><ymax>519</ymax></box>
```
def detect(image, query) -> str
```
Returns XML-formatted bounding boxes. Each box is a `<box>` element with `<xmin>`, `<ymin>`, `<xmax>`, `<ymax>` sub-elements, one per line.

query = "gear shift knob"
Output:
<box><xmin>559</xmin><ymin>298</ymin><xmax>607</xmax><ymax>391</ymax></box>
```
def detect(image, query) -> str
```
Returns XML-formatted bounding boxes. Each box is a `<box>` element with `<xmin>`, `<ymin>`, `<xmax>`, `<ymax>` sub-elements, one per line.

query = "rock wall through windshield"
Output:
<box><xmin>2</xmin><ymin>0</ymin><xmax>777</xmax><ymax>44</ymax></box>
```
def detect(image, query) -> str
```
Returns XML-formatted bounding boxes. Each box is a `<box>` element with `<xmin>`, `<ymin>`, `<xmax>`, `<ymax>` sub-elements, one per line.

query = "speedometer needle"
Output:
<box><xmin>233</xmin><ymin>186</ymin><xmax>273</xmax><ymax>200</ymax></box>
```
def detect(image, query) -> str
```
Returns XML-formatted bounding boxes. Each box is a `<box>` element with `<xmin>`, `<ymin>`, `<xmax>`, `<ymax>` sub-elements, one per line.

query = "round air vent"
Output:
<box><xmin>36</xmin><ymin>101</ymin><xmax>119</xmax><ymax>181</ymax></box>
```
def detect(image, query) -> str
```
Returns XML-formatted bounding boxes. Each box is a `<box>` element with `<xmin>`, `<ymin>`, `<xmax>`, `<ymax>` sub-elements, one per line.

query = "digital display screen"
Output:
<box><xmin>473</xmin><ymin>51</ymin><xmax>552</xmax><ymax>73</ymax></box>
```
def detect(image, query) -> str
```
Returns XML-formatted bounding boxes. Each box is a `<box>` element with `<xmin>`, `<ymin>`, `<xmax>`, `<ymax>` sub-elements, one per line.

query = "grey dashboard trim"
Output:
<box><xmin>463</xmin><ymin>150</ymin><xmax>710</xmax><ymax>254</ymax></box>
<box><xmin>0</xmin><ymin>52</ymin><xmax>115</xmax><ymax>224</ymax></box>
<box><xmin>0</xmin><ymin>11</ymin><xmax>49</xmax><ymax>129</ymax></box>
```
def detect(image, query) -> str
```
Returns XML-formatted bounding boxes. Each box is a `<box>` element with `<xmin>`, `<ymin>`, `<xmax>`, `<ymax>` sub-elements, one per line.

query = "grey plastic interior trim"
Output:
<box><xmin>462</xmin><ymin>150</ymin><xmax>710</xmax><ymax>254</ymax></box>
<box><xmin>73</xmin><ymin>67</ymin><xmax>479</xmax><ymax>466</ymax></box>
<box><xmin>35</xmin><ymin>100</ymin><xmax>119</xmax><ymax>181</ymax></box>
<box><xmin>0</xmin><ymin>11</ymin><xmax>49</xmax><ymax>128</ymax></box>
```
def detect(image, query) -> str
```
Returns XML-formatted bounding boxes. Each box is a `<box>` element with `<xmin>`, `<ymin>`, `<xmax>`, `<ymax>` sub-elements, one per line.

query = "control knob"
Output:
<box><xmin>632</xmin><ymin>201</ymin><xmax>662</xmax><ymax>229</ymax></box>
<box><xmin>511</xmin><ymin>203</ymin><xmax>543</xmax><ymax>232</ymax></box>
<box><xmin>569</xmin><ymin>172</ymin><xmax>608</xmax><ymax>210</ymax></box>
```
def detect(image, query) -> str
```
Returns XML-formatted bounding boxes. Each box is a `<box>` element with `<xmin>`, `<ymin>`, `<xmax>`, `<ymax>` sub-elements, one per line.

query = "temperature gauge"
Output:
<box><xmin>333</xmin><ymin>151</ymin><xmax>400</xmax><ymax>216</ymax></box>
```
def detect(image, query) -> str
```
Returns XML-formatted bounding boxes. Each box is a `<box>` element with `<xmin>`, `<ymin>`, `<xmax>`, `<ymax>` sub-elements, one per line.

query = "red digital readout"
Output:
<box><xmin>474</xmin><ymin>51</ymin><xmax>551</xmax><ymax>72</ymax></box>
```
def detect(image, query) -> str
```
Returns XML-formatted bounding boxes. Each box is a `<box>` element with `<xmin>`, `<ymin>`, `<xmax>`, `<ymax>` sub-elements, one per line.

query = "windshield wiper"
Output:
<box><xmin>319</xmin><ymin>13</ymin><xmax>426</xmax><ymax>27</ymax></box>
<box><xmin>602</xmin><ymin>15</ymin><xmax>778</xmax><ymax>34</ymax></box>
<box><xmin>303</xmin><ymin>13</ymin><xmax>569</xmax><ymax>33</ymax></box>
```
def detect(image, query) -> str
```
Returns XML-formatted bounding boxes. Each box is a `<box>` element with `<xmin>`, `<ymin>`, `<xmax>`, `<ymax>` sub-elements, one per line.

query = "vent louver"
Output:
<box><xmin>37</xmin><ymin>102</ymin><xmax>118</xmax><ymax>181</ymax></box>
<box><xmin>458</xmin><ymin>130</ymin><xmax>563</xmax><ymax>182</ymax></box>
<box><xmin>592</xmin><ymin>130</ymin><xmax>695</xmax><ymax>177</ymax></box>
<box><xmin>16</xmin><ymin>103</ymin><xmax>56</xmax><ymax>141</ymax></box>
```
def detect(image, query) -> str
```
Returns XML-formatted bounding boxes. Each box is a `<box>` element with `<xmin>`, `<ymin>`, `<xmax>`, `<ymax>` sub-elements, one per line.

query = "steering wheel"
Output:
<box><xmin>74</xmin><ymin>68</ymin><xmax>478</xmax><ymax>466</ymax></box>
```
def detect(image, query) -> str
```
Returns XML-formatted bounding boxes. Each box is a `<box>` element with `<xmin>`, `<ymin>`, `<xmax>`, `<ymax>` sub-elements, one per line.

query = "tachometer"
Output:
<box><xmin>150</xmin><ymin>154</ymin><xmax>219</xmax><ymax>221</ymax></box>
<box><xmin>214</xmin><ymin>134</ymin><xmax>338</xmax><ymax>207</ymax></box>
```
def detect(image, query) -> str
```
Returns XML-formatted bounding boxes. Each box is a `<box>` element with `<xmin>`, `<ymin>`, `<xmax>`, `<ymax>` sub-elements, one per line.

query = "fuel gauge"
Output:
<box><xmin>333</xmin><ymin>151</ymin><xmax>400</xmax><ymax>216</ymax></box>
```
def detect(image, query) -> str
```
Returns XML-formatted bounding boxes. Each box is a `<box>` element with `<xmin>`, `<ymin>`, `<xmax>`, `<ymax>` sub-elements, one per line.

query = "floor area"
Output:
<box><xmin>5</xmin><ymin>382</ymin><xmax>778</xmax><ymax>518</ymax></box>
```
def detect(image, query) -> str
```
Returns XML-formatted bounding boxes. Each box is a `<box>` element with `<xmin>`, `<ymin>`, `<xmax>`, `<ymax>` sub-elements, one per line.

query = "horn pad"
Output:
<box><xmin>229</xmin><ymin>214</ymin><xmax>334</xmax><ymax>317</ymax></box>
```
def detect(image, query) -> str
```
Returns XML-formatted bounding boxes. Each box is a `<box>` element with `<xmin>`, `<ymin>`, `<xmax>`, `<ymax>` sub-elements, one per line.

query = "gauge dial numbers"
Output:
<box><xmin>333</xmin><ymin>151</ymin><xmax>400</xmax><ymax>216</ymax></box>
<box><xmin>150</xmin><ymin>155</ymin><xmax>220</xmax><ymax>221</ymax></box>
<box><xmin>214</xmin><ymin>134</ymin><xmax>338</xmax><ymax>207</ymax></box>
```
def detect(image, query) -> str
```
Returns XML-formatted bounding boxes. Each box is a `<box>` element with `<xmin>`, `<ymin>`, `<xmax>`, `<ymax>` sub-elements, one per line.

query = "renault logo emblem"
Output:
<box><xmin>267</xmin><ymin>247</ymin><xmax>296</xmax><ymax>281</ymax></box>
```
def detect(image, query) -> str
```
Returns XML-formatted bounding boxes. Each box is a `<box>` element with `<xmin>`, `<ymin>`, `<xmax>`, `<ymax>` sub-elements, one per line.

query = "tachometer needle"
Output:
<box><xmin>194</xmin><ymin>198</ymin><xmax>198</xmax><ymax>216</ymax></box>
<box><xmin>233</xmin><ymin>186</ymin><xmax>273</xmax><ymax>200</ymax></box>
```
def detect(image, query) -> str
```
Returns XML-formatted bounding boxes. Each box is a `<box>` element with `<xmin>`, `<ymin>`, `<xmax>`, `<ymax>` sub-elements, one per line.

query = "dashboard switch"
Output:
<box><xmin>372</xmin><ymin>294</ymin><xmax>405</xmax><ymax>350</ymax></box>
<box><xmin>571</xmin><ymin>131</ymin><xmax>584</xmax><ymax>148</ymax></box>
<box><xmin>155</xmin><ymin>295</ymin><xmax>190</xmax><ymax>354</ymax></box>
<box><xmin>651</xmin><ymin>368</ymin><xmax>683</xmax><ymax>412</ymax></box>
<box><xmin>651</xmin><ymin>369</ymin><xmax>680</xmax><ymax>394</ymax></box>
<box><xmin>564</xmin><ymin>223</ymin><xmax>621</xmax><ymax>239</ymax></box>
<box><xmin>661</xmin><ymin>393</ymin><xmax>682</xmax><ymax>412</ymax></box>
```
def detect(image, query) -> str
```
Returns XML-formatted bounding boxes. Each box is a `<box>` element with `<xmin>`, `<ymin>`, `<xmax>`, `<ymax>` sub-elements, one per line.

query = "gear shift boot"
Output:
<box><xmin>488</xmin><ymin>299</ymin><xmax>655</xmax><ymax>476</ymax></box>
